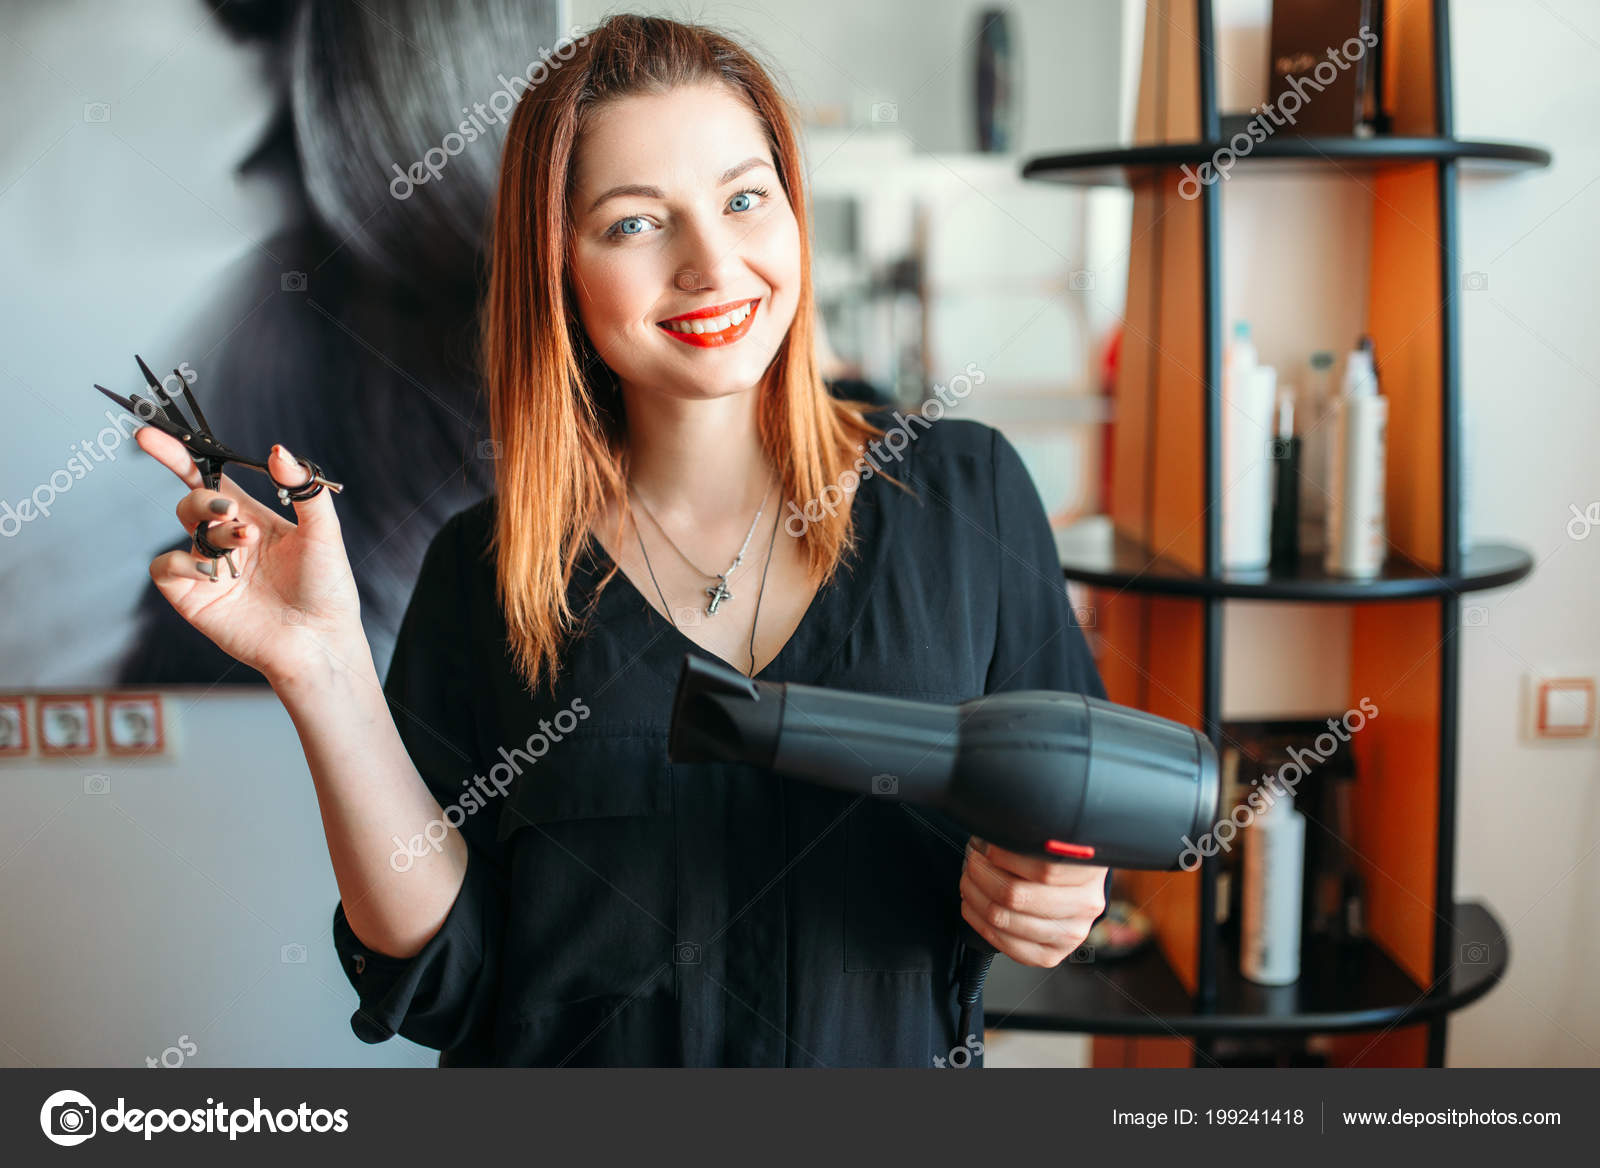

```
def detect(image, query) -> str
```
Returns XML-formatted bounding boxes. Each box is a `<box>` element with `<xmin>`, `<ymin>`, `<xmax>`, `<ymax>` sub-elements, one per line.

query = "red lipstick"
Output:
<box><xmin>657</xmin><ymin>298</ymin><xmax>760</xmax><ymax>349</ymax></box>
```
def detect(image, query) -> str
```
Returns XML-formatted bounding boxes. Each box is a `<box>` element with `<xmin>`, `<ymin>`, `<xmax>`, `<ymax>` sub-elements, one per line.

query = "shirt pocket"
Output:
<box><xmin>493</xmin><ymin>739</ymin><xmax>677</xmax><ymax>1020</ymax></box>
<box><xmin>493</xmin><ymin>740</ymin><xmax>671</xmax><ymax>838</ymax></box>
<box><xmin>843</xmin><ymin>796</ymin><xmax>966</xmax><ymax>974</ymax></box>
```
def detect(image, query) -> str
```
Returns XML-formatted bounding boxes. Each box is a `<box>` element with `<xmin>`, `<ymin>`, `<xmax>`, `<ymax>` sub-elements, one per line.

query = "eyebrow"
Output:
<box><xmin>586</xmin><ymin>157</ymin><xmax>773</xmax><ymax>215</ymax></box>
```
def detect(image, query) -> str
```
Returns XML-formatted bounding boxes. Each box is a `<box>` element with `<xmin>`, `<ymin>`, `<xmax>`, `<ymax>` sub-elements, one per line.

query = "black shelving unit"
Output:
<box><xmin>985</xmin><ymin>902</ymin><xmax>1507</xmax><ymax>1038</ymax></box>
<box><xmin>1022</xmin><ymin>136</ymin><xmax>1549</xmax><ymax>189</ymax></box>
<box><xmin>1053</xmin><ymin>533</ymin><xmax>1533</xmax><ymax>602</ymax></box>
<box><xmin>990</xmin><ymin>0</ymin><xmax>1549</xmax><ymax>1067</ymax></box>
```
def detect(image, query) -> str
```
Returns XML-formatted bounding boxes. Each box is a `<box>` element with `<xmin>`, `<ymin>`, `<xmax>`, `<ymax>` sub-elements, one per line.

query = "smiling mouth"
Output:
<box><xmin>657</xmin><ymin>298</ymin><xmax>760</xmax><ymax>348</ymax></box>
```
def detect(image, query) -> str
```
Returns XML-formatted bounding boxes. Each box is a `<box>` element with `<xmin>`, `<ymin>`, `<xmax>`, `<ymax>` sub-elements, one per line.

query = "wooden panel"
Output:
<box><xmin>1092</xmin><ymin>1035</ymin><xmax>1194</xmax><ymax>1068</ymax></box>
<box><xmin>1094</xmin><ymin>594</ymin><xmax>1204</xmax><ymax>995</ymax></box>
<box><xmin>1094</xmin><ymin>1</ymin><xmax>1208</xmax><ymax>1069</ymax></box>
<box><xmin>1111</xmin><ymin>169</ymin><xmax>1207</xmax><ymax>574</ymax></box>
<box><xmin>1113</xmin><ymin>0</ymin><xmax>1207</xmax><ymax>572</ymax></box>
<box><xmin>1341</xmin><ymin>7</ymin><xmax>1443</xmax><ymax>1063</ymax></box>
<box><xmin>1110</xmin><ymin>198</ymin><xmax>1159</xmax><ymax>536</ymax></box>
<box><xmin>1348</xmin><ymin>600</ymin><xmax>1440</xmax><ymax>988</ymax></box>
<box><xmin>1322</xmin><ymin>1025</ymin><xmax>1430</xmax><ymax>1068</ymax></box>
<box><xmin>1368</xmin><ymin>162</ymin><xmax>1444</xmax><ymax>568</ymax></box>
<box><xmin>1132</xmin><ymin>0</ymin><xmax>1202</xmax><ymax>145</ymax></box>
<box><xmin>1381</xmin><ymin>0</ymin><xmax>1438</xmax><ymax>136</ymax></box>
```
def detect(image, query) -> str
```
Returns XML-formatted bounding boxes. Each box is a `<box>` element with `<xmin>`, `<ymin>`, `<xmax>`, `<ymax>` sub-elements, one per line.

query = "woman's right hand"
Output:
<box><xmin>137</xmin><ymin>426</ymin><xmax>367</xmax><ymax>689</ymax></box>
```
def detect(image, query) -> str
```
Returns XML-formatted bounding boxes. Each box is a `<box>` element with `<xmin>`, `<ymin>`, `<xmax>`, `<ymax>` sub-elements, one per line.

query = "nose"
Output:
<box><xmin>671</xmin><ymin>211</ymin><xmax>744</xmax><ymax>292</ymax></box>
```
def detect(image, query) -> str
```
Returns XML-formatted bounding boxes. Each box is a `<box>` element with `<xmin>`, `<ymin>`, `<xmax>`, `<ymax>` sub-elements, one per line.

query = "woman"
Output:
<box><xmin>133</xmin><ymin>13</ymin><xmax>1109</xmax><ymax>1067</ymax></box>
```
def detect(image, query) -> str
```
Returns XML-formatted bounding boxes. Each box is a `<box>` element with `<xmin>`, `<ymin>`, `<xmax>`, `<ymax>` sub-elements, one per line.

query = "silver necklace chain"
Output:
<box><xmin>632</xmin><ymin>498</ymin><xmax>784</xmax><ymax>676</ymax></box>
<box><xmin>628</xmin><ymin>476</ymin><xmax>774</xmax><ymax>615</ymax></box>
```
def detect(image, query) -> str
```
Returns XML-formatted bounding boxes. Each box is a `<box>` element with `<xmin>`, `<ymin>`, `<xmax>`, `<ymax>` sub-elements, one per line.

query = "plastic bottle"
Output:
<box><xmin>1241</xmin><ymin>787</ymin><xmax>1307</xmax><ymax>985</ymax></box>
<box><xmin>1222</xmin><ymin>322</ymin><xmax>1275</xmax><ymax>571</ymax></box>
<box><xmin>1269</xmin><ymin>388</ymin><xmax>1300</xmax><ymax>570</ymax></box>
<box><xmin>1298</xmin><ymin>351</ymin><xmax>1337</xmax><ymax>557</ymax></box>
<box><xmin>1324</xmin><ymin>337</ymin><xmax>1388</xmax><ymax>578</ymax></box>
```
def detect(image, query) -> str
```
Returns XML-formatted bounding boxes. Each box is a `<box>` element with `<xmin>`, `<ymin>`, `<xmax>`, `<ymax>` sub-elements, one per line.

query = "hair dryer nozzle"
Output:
<box><xmin>667</xmin><ymin>654</ymin><xmax>783</xmax><ymax>767</ymax></box>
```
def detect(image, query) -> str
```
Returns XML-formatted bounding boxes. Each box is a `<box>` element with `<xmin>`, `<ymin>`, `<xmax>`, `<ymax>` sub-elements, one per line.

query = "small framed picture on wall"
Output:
<box><xmin>105</xmin><ymin>693</ymin><xmax>165</xmax><ymax>756</ymax></box>
<box><xmin>37</xmin><ymin>694</ymin><xmax>97</xmax><ymax>756</ymax></box>
<box><xmin>0</xmin><ymin>696</ymin><xmax>29</xmax><ymax>757</ymax></box>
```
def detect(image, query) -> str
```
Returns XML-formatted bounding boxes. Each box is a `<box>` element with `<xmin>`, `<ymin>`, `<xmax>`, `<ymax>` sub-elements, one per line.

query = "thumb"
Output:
<box><xmin>269</xmin><ymin>444</ymin><xmax>340</xmax><ymax>534</ymax></box>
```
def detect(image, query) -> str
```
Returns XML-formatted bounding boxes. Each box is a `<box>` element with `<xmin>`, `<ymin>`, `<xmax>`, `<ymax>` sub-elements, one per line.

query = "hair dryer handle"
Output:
<box><xmin>960</xmin><ymin>920</ymin><xmax>996</xmax><ymax>958</ymax></box>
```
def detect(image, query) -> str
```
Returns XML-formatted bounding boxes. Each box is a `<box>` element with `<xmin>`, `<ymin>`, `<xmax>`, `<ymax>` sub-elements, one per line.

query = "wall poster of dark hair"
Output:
<box><xmin>2</xmin><ymin>0</ymin><xmax>566</xmax><ymax>687</ymax></box>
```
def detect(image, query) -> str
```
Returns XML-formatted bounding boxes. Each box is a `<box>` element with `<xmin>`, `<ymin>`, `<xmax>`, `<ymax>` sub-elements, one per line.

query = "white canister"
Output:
<box><xmin>1240</xmin><ymin>787</ymin><xmax>1306</xmax><ymax>985</ymax></box>
<box><xmin>1325</xmin><ymin>340</ymin><xmax>1389</xmax><ymax>578</ymax></box>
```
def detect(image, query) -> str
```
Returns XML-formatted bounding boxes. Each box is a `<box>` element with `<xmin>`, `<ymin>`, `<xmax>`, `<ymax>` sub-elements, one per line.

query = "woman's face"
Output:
<box><xmin>568</xmin><ymin>81</ymin><xmax>801</xmax><ymax>405</ymax></box>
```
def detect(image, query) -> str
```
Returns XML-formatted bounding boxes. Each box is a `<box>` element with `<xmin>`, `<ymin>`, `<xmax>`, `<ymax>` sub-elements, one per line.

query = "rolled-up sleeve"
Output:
<box><xmin>330</xmin><ymin>510</ymin><xmax>505</xmax><ymax>1056</ymax></box>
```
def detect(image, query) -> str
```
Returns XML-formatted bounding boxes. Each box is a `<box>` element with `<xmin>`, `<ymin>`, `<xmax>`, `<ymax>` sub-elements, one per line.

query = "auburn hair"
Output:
<box><xmin>479</xmin><ymin>13</ymin><xmax>889</xmax><ymax>694</ymax></box>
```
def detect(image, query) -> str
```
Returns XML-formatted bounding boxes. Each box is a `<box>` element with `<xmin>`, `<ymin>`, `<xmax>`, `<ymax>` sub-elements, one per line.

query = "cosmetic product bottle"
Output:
<box><xmin>1223</xmin><ymin>322</ymin><xmax>1276</xmax><ymax>571</ymax></box>
<box><xmin>1228</xmin><ymin>318</ymin><xmax>1257</xmax><ymax>376</ymax></box>
<box><xmin>1298</xmin><ymin>351</ymin><xmax>1336</xmax><ymax>556</ymax></box>
<box><xmin>1241</xmin><ymin>787</ymin><xmax>1306</xmax><ymax>985</ymax></box>
<box><xmin>1269</xmin><ymin>388</ymin><xmax>1300</xmax><ymax>571</ymax></box>
<box><xmin>1324</xmin><ymin>336</ymin><xmax>1388</xmax><ymax>578</ymax></box>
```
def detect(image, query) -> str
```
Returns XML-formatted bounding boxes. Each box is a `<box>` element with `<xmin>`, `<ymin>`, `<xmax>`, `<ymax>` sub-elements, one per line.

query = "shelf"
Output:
<box><xmin>983</xmin><ymin>901</ymin><xmax>1507</xmax><ymax>1037</ymax></box>
<box><xmin>1058</xmin><ymin>532</ymin><xmax>1533</xmax><ymax>601</ymax></box>
<box><xmin>1021</xmin><ymin>136</ymin><xmax>1551</xmax><ymax>188</ymax></box>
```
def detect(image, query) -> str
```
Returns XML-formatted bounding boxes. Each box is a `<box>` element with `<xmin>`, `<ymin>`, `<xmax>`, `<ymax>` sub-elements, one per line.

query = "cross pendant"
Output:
<box><xmin>705</xmin><ymin>577</ymin><xmax>733</xmax><ymax>615</ymax></box>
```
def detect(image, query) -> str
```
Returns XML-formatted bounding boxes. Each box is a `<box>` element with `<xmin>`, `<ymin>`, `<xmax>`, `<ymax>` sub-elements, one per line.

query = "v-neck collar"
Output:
<box><xmin>576</xmin><ymin>466</ymin><xmax>891</xmax><ymax>687</ymax></box>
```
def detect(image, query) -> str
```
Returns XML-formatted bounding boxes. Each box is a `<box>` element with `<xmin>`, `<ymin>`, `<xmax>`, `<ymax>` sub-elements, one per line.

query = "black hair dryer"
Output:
<box><xmin>666</xmin><ymin>653</ymin><xmax>1220</xmax><ymax>1063</ymax></box>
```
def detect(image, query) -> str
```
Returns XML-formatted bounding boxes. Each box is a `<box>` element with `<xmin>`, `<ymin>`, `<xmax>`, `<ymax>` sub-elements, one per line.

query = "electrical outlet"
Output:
<box><xmin>1522</xmin><ymin>671</ymin><xmax>1597</xmax><ymax>743</ymax></box>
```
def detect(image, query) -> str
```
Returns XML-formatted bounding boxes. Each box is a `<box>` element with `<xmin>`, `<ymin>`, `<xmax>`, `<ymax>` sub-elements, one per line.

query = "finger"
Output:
<box><xmin>960</xmin><ymin>898</ymin><xmax>1062</xmax><ymax>968</ymax></box>
<box><xmin>177</xmin><ymin>487</ymin><xmax>239</xmax><ymax>531</ymax></box>
<box><xmin>137</xmin><ymin>428</ymin><xmax>271</xmax><ymax>523</ymax></box>
<box><xmin>135</xmin><ymin>426</ymin><xmax>204</xmax><ymax>490</ymax></box>
<box><xmin>190</xmin><ymin>518</ymin><xmax>256</xmax><ymax>566</ymax></box>
<box><xmin>960</xmin><ymin>869</ymin><xmax>1080</xmax><ymax>946</ymax></box>
<box><xmin>964</xmin><ymin>844</ymin><xmax>1084</xmax><ymax>919</ymax></box>
<box><xmin>176</xmin><ymin>495</ymin><xmax>262</xmax><ymax>571</ymax></box>
<box><xmin>200</xmin><ymin>517</ymin><xmax>256</xmax><ymax>551</ymax></box>
<box><xmin>149</xmin><ymin>548</ymin><xmax>229</xmax><ymax>601</ymax></box>
<box><xmin>269</xmin><ymin>444</ymin><xmax>340</xmax><ymax>536</ymax></box>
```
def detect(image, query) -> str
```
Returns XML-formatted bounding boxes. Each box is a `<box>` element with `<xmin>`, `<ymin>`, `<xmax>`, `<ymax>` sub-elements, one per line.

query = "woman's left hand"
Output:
<box><xmin>959</xmin><ymin>836</ymin><xmax>1108</xmax><ymax>967</ymax></box>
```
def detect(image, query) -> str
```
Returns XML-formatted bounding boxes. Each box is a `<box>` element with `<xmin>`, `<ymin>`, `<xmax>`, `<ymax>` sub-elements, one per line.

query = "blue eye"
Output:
<box><xmin>609</xmin><ymin>215</ymin><xmax>653</xmax><ymax>238</ymax></box>
<box><xmin>730</xmin><ymin>186</ymin><xmax>769</xmax><ymax>212</ymax></box>
<box><xmin>603</xmin><ymin>186</ymin><xmax>770</xmax><ymax>240</ymax></box>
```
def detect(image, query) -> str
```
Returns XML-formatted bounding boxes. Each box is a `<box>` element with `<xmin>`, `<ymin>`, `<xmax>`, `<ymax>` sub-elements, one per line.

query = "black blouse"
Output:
<box><xmin>331</xmin><ymin>411</ymin><xmax>1106</xmax><ymax>1066</ymax></box>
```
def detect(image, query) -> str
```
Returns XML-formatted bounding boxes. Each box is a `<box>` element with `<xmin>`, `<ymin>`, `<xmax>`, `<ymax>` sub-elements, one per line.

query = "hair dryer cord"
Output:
<box><xmin>954</xmin><ymin>933</ymin><xmax>996</xmax><ymax>1065</ymax></box>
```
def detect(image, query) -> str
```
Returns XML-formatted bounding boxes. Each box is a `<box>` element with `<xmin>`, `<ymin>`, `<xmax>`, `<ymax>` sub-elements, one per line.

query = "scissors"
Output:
<box><xmin>95</xmin><ymin>355</ymin><xmax>343</xmax><ymax>579</ymax></box>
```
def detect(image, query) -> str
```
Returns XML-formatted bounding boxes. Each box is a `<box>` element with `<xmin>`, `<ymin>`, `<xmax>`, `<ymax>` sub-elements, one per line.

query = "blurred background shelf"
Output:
<box><xmin>1023</xmin><ymin>136</ymin><xmax>1552</xmax><ymax>188</ymax></box>
<box><xmin>1056</xmin><ymin>534</ymin><xmax>1534</xmax><ymax>601</ymax></box>
<box><xmin>983</xmin><ymin>901</ymin><xmax>1507</xmax><ymax>1037</ymax></box>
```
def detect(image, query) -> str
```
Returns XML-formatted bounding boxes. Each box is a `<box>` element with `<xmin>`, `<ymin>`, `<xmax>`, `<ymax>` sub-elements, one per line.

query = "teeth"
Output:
<box><xmin>663</xmin><ymin>301</ymin><xmax>753</xmax><ymax>334</ymax></box>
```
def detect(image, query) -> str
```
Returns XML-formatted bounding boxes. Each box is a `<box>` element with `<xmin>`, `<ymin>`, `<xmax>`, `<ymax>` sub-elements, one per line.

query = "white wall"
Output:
<box><xmin>574</xmin><ymin>0</ymin><xmax>1123</xmax><ymax>157</ymax></box>
<box><xmin>1444</xmin><ymin>0</ymin><xmax>1600</xmax><ymax>1068</ymax></box>
<box><xmin>0</xmin><ymin>695</ymin><xmax>434</xmax><ymax>1067</ymax></box>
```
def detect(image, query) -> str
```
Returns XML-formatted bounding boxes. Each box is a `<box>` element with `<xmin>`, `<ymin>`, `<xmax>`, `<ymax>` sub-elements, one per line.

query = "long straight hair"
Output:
<box><xmin>480</xmin><ymin>13</ymin><xmax>886</xmax><ymax>694</ymax></box>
